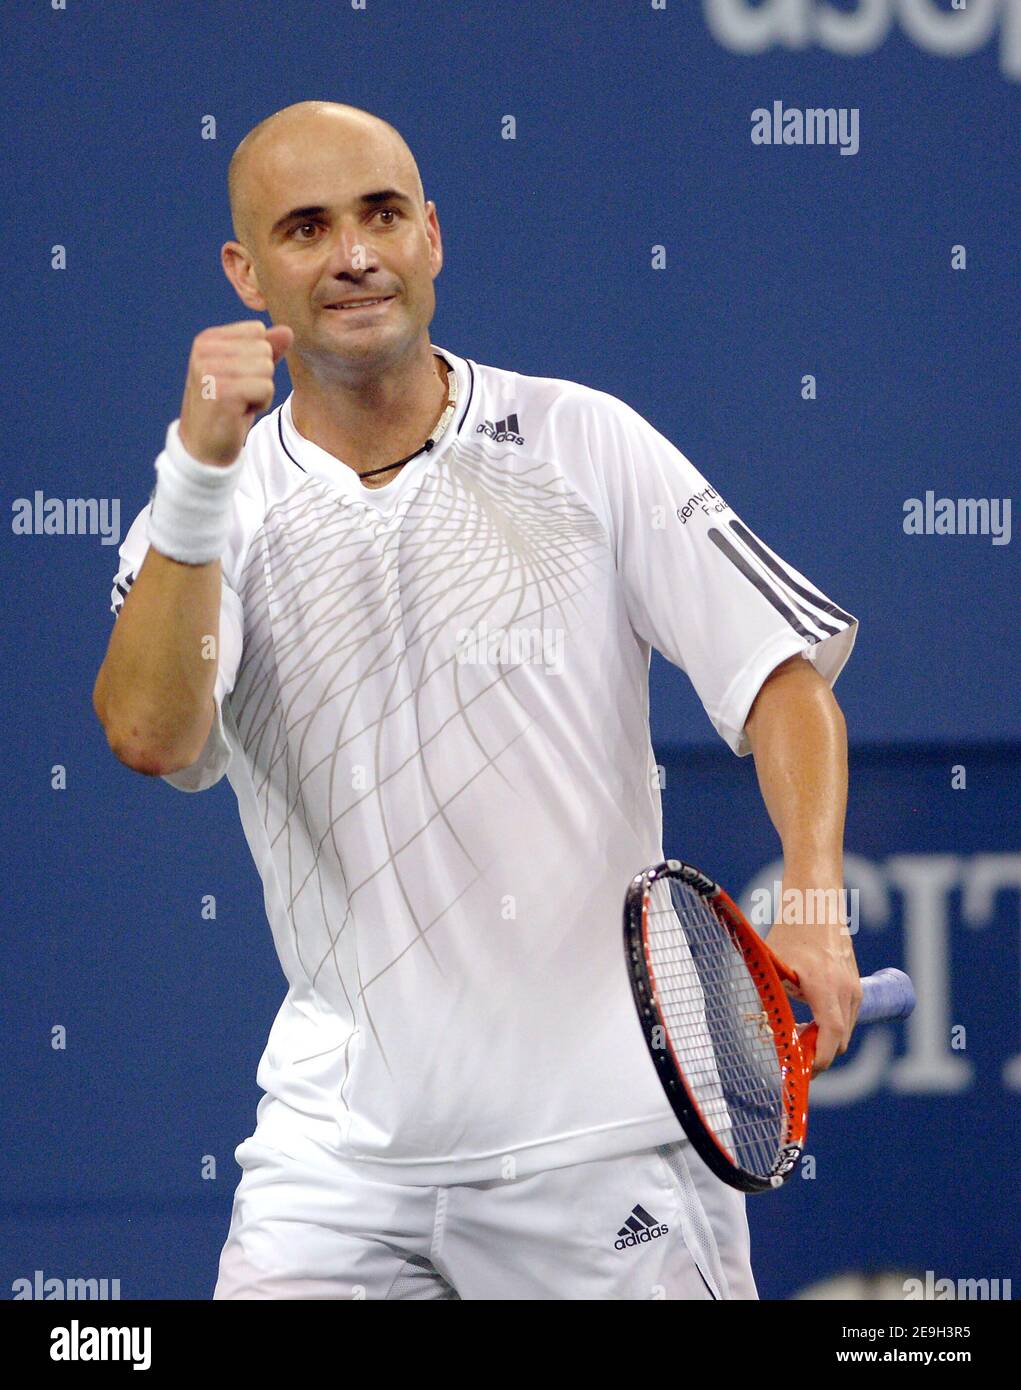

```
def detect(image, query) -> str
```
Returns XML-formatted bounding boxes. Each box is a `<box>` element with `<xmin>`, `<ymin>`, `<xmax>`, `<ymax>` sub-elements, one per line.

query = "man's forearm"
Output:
<box><xmin>744</xmin><ymin>653</ymin><xmax>848</xmax><ymax>874</ymax></box>
<box><xmin>93</xmin><ymin>548</ymin><xmax>221</xmax><ymax>776</ymax></box>
<box><xmin>743</xmin><ymin>652</ymin><xmax>859</xmax><ymax>1071</ymax></box>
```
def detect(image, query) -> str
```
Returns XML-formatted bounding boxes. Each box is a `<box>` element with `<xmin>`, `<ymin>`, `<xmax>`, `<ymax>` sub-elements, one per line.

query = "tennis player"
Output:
<box><xmin>93</xmin><ymin>102</ymin><xmax>861</xmax><ymax>1300</ymax></box>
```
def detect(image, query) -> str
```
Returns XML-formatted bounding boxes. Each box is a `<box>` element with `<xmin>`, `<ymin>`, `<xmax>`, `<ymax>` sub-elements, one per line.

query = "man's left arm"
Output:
<box><xmin>744</xmin><ymin>652</ymin><xmax>862</xmax><ymax>1073</ymax></box>
<box><xmin>578</xmin><ymin>389</ymin><xmax>862</xmax><ymax>1059</ymax></box>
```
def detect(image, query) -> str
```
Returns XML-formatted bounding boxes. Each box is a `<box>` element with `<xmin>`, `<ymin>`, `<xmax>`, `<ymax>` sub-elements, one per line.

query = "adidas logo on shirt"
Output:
<box><xmin>475</xmin><ymin>412</ymin><xmax>524</xmax><ymax>445</ymax></box>
<box><xmin>614</xmin><ymin>1204</ymin><xmax>669</xmax><ymax>1251</ymax></box>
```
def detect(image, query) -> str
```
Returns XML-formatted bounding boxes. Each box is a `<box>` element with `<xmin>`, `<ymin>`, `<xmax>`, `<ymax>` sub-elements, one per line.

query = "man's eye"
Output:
<box><xmin>290</xmin><ymin>211</ymin><xmax>398</xmax><ymax>239</ymax></box>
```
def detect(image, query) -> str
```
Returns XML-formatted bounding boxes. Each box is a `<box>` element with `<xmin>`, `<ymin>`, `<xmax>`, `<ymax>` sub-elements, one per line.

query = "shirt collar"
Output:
<box><xmin>277</xmin><ymin>346</ymin><xmax>469</xmax><ymax>500</ymax></box>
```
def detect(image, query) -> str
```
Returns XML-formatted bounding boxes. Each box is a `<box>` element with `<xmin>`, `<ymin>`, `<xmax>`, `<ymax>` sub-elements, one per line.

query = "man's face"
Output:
<box><xmin>225</xmin><ymin>124</ymin><xmax>442</xmax><ymax>369</ymax></box>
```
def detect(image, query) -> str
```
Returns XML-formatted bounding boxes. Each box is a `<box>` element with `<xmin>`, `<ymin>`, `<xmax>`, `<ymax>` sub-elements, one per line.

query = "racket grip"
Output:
<box><xmin>858</xmin><ymin>967</ymin><xmax>915</xmax><ymax>1024</ymax></box>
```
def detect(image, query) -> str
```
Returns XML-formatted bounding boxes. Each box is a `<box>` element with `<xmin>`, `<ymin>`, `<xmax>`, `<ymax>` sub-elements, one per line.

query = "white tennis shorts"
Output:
<box><xmin>213</xmin><ymin>1133</ymin><xmax>758</xmax><ymax>1301</ymax></box>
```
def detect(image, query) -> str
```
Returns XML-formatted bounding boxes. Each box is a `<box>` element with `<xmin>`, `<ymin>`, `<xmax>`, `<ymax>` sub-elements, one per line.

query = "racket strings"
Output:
<box><xmin>644</xmin><ymin>879</ymin><xmax>788</xmax><ymax>1179</ymax></box>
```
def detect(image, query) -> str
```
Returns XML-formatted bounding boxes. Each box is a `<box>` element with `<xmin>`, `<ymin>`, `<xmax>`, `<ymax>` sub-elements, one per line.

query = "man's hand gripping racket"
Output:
<box><xmin>624</xmin><ymin>860</ymin><xmax>915</xmax><ymax>1193</ymax></box>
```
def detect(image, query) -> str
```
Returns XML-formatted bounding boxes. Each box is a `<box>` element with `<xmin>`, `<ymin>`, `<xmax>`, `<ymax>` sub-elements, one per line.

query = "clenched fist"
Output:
<box><xmin>179</xmin><ymin>321</ymin><xmax>294</xmax><ymax>466</ymax></box>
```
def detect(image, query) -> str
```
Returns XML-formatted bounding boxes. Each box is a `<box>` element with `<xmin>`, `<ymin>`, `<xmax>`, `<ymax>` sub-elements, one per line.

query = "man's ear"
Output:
<box><xmin>425</xmin><ymin>202</ymin><xmax>443</xmax><ymax>278</ymax></box>
<box><xmin>221</xmin><ymin>241</ymin><xmax>268</xmax><ymax>311</ymax></box>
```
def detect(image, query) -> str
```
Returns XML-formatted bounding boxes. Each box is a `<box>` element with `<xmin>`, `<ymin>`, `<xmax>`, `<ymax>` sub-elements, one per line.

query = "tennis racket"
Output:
<box><xmin>624</xmin><ymin>859</ymin><xmax>915</xmax><ymax>1193</ymax></box>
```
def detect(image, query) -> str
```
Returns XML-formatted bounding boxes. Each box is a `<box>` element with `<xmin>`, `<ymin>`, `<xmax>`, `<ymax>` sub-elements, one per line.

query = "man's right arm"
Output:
<box><xmin>92</xmin><ymin>318</ymin><xmax>293</xmax><ymax>778</ymax></box>
<box><xmin>92</xmin><ymin>550</ymin><xmax>222</xmax><ymax>777</ymax></box>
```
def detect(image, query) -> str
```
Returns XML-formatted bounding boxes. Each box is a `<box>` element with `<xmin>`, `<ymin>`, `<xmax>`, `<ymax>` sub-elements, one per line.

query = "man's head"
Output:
<box><xmin>223</xmin><ymin>102</ymin><xmax>442</xmax><ymax>374</ymax></box>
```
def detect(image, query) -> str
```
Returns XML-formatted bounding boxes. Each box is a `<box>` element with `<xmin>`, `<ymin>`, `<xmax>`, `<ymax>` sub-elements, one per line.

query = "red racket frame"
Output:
<box><xmin>625</xmin><ymin>860</ymin><xmax>816</xmax><ymax>1193</ymax></box>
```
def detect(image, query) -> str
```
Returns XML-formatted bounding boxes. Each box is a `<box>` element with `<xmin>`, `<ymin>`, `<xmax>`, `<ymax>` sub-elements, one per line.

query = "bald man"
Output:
<box><xmin>94</xmin><ymin>101</ymin><xmax>860</xmax><ymax>1301</ymax></box>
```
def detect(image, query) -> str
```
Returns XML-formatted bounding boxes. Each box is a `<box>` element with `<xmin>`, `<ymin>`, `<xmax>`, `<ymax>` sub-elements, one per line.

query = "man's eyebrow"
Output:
<box><xmin>269</xmin><ymin>191</ymin><xmax>414</xmax><ymax>236</ymax></box>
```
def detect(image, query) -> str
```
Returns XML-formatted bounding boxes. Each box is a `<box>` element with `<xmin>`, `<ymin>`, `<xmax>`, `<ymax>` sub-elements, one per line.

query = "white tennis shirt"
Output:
<box><xmin>109</xmin><ymin>345</ymin><xmax>858</xmax><ymax>1184</ymax></box>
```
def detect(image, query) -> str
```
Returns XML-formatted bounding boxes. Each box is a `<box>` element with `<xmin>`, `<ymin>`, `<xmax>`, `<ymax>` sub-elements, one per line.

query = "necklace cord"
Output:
<box><xmin>356</xmin><ymin>358</ymin><xmax>457</xmax><ymax>481</ymax></box>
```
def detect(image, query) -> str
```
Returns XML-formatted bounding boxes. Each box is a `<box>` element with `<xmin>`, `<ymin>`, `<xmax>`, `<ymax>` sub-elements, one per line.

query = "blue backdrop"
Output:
<box><xmin>2</xmin><ymin>0</ymin><xmax>1018</xmax><ymax>1300</ymax></box>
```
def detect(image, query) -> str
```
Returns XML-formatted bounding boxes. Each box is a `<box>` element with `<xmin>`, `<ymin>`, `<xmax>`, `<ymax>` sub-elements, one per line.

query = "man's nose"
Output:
<box><xmin>326</xmin><ymin>224</ymin><xmax>379</xmax><ymax>275</ymax></box>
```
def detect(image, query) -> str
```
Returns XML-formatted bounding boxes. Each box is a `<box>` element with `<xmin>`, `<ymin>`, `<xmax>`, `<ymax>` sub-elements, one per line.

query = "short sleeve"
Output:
<box><xmin>109</xmin><ymin>501</ymin><xmax>244</xmax><ymax>793</ymax></box>
<box><xmin>588</xmin><ymin>393</ymin><xmax>859</xmax><ymax>756</ymax></box>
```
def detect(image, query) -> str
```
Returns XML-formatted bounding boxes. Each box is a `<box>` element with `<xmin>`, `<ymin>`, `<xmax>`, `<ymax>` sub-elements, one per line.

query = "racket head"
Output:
<box><xmin>624</xmin><ymin>860</ymin><xmax>811</xmax><ymax>1193</ymax></box>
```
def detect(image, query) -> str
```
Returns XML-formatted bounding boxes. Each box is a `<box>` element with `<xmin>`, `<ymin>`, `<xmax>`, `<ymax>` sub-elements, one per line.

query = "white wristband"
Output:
<box><xmin>146</xmin><ymin>420</ymin><xmax>245</xmax><ymax>565</ymax></box>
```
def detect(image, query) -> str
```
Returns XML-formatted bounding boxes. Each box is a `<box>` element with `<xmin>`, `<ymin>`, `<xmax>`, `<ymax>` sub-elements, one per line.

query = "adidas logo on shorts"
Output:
<box><xmin>614</xmin><ymin>1204</ymin><xmax>669</xmax><ymax>1251</ymax></box>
